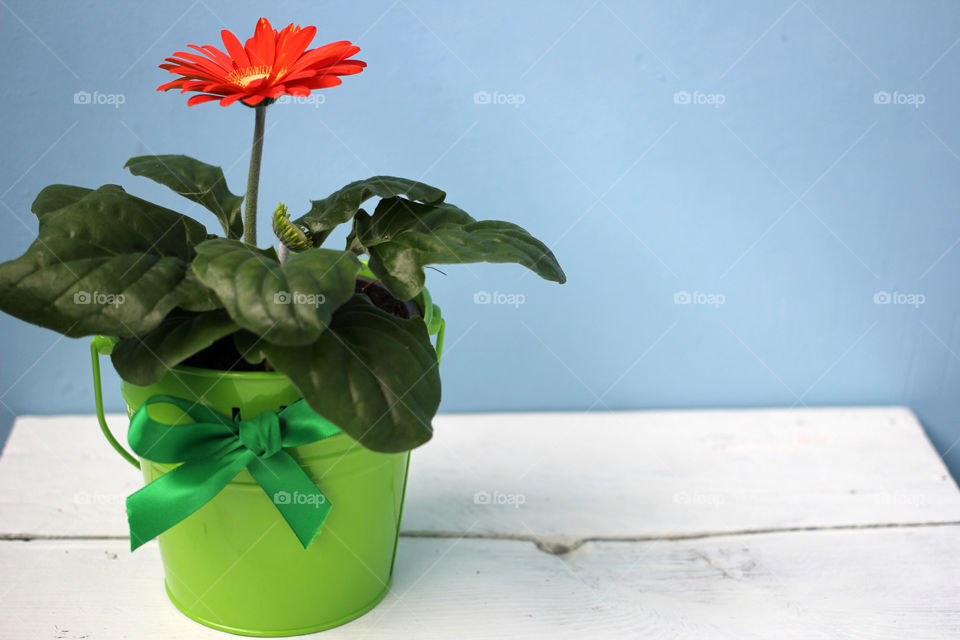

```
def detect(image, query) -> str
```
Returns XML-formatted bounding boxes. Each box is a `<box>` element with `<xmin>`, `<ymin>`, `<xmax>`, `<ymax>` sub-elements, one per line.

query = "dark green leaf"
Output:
<box><xmin>355</xmin><ymin>197</ymin><xmax>566</xmax><ymax>299</ymax></box>
<box><xmin>125</xmin><ymin>155</ymin><xmax>244</xmax><ymax>239</ymax></box>
<box><xmin>31</xmin><ymin>184</ymin><xmax>129</xmax><ymax>218</ymax></box>
<box><xmin>353</xmin><ymin>199</ymin><xmax>475</xmax><ymax>245</ymax></box>
<box><xmin>111</xmin><ymin>309</ymin><xmax>238</xmax><ymax>386</ymax></box>
<box><xmin>0</xmin><ymin>186</ymin><xmax>210</xmax><ymax>337</ymax></box>
<box><xmin>32</xmin><ymin>185</ymin><xmax>91</xmax><ymax>216</ymax></box>
<box><xmin>233</xmin><ymin>330</ymin><xmax>269</xmax><ymax>365</ymax></box>
<box><xmin>191</xmin><ymin>239</ymin><xmax>361</xmax><ymax>346</ymax></box>
<box><xmin>261</xmin><ymin>294</ymin><xmax>440</xmax><ymax>452</ymax></box>
<box><xmin>178</xmin><ymin>269</ymin><xmax>222</xmax><ymax>312</ymax></box>
<box><xmin>294</xmin><ymin>176</ymin><xmax>445</xmax><ymax>247</ymax></box>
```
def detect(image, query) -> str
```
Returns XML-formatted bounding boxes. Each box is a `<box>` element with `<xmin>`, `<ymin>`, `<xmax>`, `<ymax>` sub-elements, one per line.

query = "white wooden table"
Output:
<box><xmin>2</xmin><ymin>407</ymin><xmax>960</xmax><ymax>639</ymax></box>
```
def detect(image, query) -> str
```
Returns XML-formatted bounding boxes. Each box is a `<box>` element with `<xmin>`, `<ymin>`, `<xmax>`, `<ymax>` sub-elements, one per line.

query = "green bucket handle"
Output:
<box><xmin>90</xmin><ymin>302</ymin><xmax>446</xmax><ymax>467</ymax></box>
<box><xmin>91</xmin><ymin>336</ymin><xmax>140</xmax><ymax>469</ymax></box>
<box><xmin>417</xmin><ymin>286</ymin><xmax>446</xmax><ymax>364</ymax></box>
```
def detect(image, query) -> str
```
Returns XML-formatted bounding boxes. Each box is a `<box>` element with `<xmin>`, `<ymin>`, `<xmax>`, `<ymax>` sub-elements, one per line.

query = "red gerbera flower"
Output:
<box><xmin>158</xmin><ymin>17</ymin><xmax>365</xmax><ymax>107</ymax></box>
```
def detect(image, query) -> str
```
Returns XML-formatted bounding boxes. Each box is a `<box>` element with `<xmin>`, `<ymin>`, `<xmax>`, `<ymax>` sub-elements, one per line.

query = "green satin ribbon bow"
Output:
<box><xmin>125</xmin><ymin>395</ymin><xmax>341</xmax><ymax>551</ymax></box>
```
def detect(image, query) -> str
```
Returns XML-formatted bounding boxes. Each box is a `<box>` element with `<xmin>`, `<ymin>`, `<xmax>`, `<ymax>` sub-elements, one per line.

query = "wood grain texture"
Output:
<box><xmin>3</xmin><ymin>408</ymin><xmax>956</xmax><ymax>539</ymax></box>
<box><xmin>405</xmin><ymin>407</ymin><xmax>960</xmax><ymax>538</ymax></box>
<box><xmin>2</xmin><ymin>527</ymin><xmax>959</xmax><ymax>639</ymax></box>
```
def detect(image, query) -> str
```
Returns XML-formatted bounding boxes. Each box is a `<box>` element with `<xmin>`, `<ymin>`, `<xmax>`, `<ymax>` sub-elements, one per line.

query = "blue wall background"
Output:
<box><xmin>1</xmin><ymin>1</ymin><xmax>959</xmax><ymax>474</ymax></box>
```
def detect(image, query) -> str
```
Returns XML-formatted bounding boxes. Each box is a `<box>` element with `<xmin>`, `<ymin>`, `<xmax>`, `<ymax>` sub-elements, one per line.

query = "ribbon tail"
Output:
<box><xmin>248</xmin><ymin>451</ymin><xmax>332</xmax><ymax>549</ymax></box>
<box><xmin>126</xmin><ymin>449</ymin><xmax>251</xmax><ymax>551</ymax></box>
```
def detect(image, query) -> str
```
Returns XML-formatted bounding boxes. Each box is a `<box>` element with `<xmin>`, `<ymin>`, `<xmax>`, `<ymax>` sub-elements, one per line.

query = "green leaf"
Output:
<box><xmin>31</xmin><ymin>184</ymin><xmax>130</xmax><ymax>218</ymax></box>
<box><xmin>0</xmin><ymin>185</ymin><xmax>210</xmax><ymax>337</ymax></box>
<box><xmin>260</xmin><ymin>294</ymin><xmax>440</xmax><ymax>452</ymax></box>
<box><xmin>178</xmin><ymin>268</ymin><xmax>222</xmax><ymax>312</ymax></box>
<box><xmin>233</xmin><ymin>330</ymin><xmax>269</xmax><ymax>365</ymax></box>
<box><xmin>111</xmin><ymin>309</ymin><xmax>238</xmax><ymax>386</ymax></box>
<box><xmin>125</xmin><ymin>155</ymin><xmax>244</xmax><ymax>239</ymax></box>
<box><xmin>354</xmin><ymin>197</ymin><xmax>566</xmax><ymax>299</ymax></box>
<box><xmin>191</xmin><ymin>239</ymin><xmax>361</xmax><ymax>346</ymax></box>
<box><xmin>32</xmin><ymin>186</ymin><xmax>220</xmax><ymax>313</ymax></box>
<box><xmin>31</xmin><ymin>184</ymin><xmax>91</xmax><ymax>216</ymax></box>
<box><xmin>294</xmin><ymin>176</ymin><xmax>446</xmax><ymax>247</ymax></box>
<box><xmin>353</xmin><ymin>199</ymin><xmax>475</xmax><ymax>244</ymax></box>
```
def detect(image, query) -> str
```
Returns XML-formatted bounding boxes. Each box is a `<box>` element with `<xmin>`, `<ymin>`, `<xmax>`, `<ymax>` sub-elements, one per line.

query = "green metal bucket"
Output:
<box><xmin>89</xmin><ymin>284</ymin><xmax>445</xmax><ymax>636</ymax></box>
<box><xmin>120</xmin><ymin>367</ymin><xmax>408</xmax><ymax>636</ymax></box>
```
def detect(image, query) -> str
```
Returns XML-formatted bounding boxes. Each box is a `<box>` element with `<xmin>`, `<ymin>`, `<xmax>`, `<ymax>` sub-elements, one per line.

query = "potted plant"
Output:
<box><xmin>0</xmin><ymin>17</ymin><xmax>564</xmax><ymax>636</ymax></box>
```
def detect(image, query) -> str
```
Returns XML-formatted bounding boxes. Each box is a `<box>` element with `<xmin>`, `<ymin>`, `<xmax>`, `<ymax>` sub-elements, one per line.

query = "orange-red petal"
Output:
<box><xmin>186</xmin><ymin>94</ymin><xmax>221</xmax><ymax>106</ymax></box>
<box><xmin>218</xmin><ymin>93</ymin><xmax>247</xmax><ymax>106</ymax></box>
<box><xmin>241</xmin><ymin>93</ymin><xmax>268</xmax><ymax>106</ymax></box>
<box><xmin>274</xmin><ymin>25</ymin><xmax>316</xmax><ymax>70</ymax></box>
<box><xmin>220</xmin><ymin>29</ymin><xmax>250</xmax><ymax>68</ymax></box>
<box><xmin>157</xmin><ymin>79</ymin><xmax>185</xmax><ymax>91</ymax></box>
<box><xmin>300</xmin><ymin>75</ymin><xmax>342</xmax><ymax>90</ymax></box>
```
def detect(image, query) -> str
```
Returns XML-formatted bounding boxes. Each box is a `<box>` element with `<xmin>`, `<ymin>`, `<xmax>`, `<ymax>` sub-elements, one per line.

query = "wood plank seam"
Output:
<box><xmin>4</xmin><ymin>519</ymin><xmax>959</xmax><ymax>554</ymax></box>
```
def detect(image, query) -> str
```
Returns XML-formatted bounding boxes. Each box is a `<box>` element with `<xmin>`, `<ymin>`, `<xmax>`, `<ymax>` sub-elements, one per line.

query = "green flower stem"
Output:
<box><xmin>243</xmin><ymin>105</ymin><xmax>267</xmax><ymax>246</ymax></box>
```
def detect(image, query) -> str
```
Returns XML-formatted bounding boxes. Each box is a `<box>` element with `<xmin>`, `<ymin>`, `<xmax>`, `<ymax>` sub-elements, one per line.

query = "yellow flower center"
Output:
<box><xmin>228</xmin><ymin>65</ymin><xmax>272</xmax><ymax>88</ymax></box>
